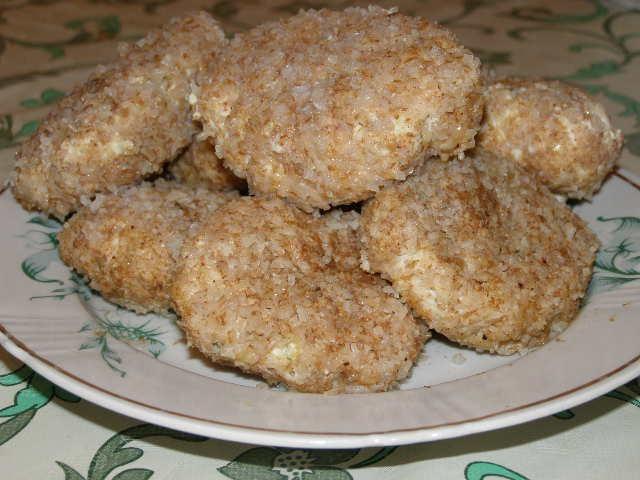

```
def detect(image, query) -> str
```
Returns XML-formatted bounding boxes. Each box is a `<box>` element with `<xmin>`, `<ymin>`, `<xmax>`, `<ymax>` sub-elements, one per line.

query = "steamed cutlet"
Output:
<box><xmin>477</xmin><ymin>77</ymin><xmax>623</xmax><ymax>199</ymax></box>
<box><xmin>193</xmin><ymin>6</ymin><xmax>484</xmax><ymax>211</ymax></box>
<box><xmin>172</xmin><ymin>197</ymin><xmax>429</xmax><ymax>393</ymax></box>
<box><xmin>58</xmin><ymin>181</ymin><xmax>236</xmax><ymax>314</ymax></box>
<box><xmin>12</xmin><ymin>12</ymin><xmax>227</xmax><ymax>219</ymax></box>
<box><xmin>361</xmin><ymin>150</ymin><xmax>599</xmax><ymax>354</ymax></box>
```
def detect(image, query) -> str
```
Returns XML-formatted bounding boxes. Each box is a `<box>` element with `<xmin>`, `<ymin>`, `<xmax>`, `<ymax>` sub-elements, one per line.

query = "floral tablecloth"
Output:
<box><xmin>1</xmin><ymin>1</ymin><xmax>639</xmax><ymax>478</ymax></box>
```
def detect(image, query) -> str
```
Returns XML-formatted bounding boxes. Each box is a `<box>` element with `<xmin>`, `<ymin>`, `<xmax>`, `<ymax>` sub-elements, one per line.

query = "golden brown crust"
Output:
<box><xmin>58</xmin><ymin>181</ymin><xmax>236</xmax><ymax>314</ymax></box>
<box><xmin>172</xmin><ymin>197</ymin><xmax>429</xmax><ymax>393</ymax></box>
<box><xmin>168</xmin><ymin>140</ymin><xmax>246</xmax><ymax>192</ymax></box>
<box><xmin>194</xmin><ymin>6</ymin><xmax>483</xmax><ymax>211</ymax></box>
<box><xmin>12</xmin><ymin>12</ymin><xmax>227</xmax><ymax>219</ymax></box>
<box><xmin>361</xmin><ymin>151</ymin><xmax>599</xmax><ymax>354</ymax></box>
<box><xmin>477</xmin><ymin>77</ymin><xmax>623</xmax><ymax>199</ymax></box>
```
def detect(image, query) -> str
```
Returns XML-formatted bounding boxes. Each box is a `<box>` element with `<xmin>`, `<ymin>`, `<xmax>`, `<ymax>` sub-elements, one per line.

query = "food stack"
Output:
<box><xmin>10</xmin><ymin>7</ymin><xmax>622</xmax><ymax>393</ymax></box>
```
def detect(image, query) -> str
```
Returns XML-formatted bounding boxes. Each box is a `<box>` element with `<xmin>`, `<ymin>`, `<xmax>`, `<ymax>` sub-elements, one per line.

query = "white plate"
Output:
<box><xmin>1</xmin><ymin>172</ymin><xmax>639</xmax><ymax>448</ymax></box>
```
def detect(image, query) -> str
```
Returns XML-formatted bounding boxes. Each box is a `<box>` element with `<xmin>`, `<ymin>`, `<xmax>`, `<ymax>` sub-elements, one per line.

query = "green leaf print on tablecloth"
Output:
<box><xmin>438</xmin><ymin>0</ymin><xmax>504</xmax><ymax>35</ymax></box>
<box><xmin>0</xmin><ymin>87</ymin><xmax>65</xmax><ymax>149</ymax></box>
<box><xmin>465</xmin><ymin>461</ymin><xmax>529</xmax><ymax>480</ymax></box>
<box><xmin>553</xmin><ymin>379</ymin><xmax>640</xmax><ymax>420</ymax></box>
<box><xmin>56</xmin><ymin>423</ymin><xmax>206</xmax><ymax>480</ymax></box>
<box><xmin>507</xmin><ymin>0</ymin><xmax>607</xmax><ymax>24</ymax></box>
<box><xmin>0</xmin><ymin>364</ymin><xmax>79</xmax><ymax>445</ymax></box>
<box><xmin>604</xmin><ymin>379</ymin><xmax>640</xmax><ymax>409</ymax></box>
<box><xmin>20</xmin><ymin>88</ymin><xmax>65</xmax><ymax>109</ymax></box>
<box><xmin>472</xmin><ymin>48</ymin><xmax>512</xmax><ymax>67</ymax></box>
<box><xmin>553</xmin><ymin>409</ymin><xmax>576</xmax><ymax>420</ymax></box>
<box><xmin>219</xmin><ymin>447</ymin><xmax>398</xmax><ymax>480</ymax></box>
<box><xmin>578</xmin><ymin>84</ymin><xmax>640</xmax><ymax>126</ymax></box>
<box><xmin>0</xmin><ymin>15</ymin><xmax>121</xmax><ymax>59</ymax></box>
<box><xmin>588</xmin><ymin>216</ymin><xmax>640</xmax><ymax>298</ymax></box>
<box><xmin>19</xmin><ymin>215</ymin><xmax>168</xmax><ymax>376</ymax></box>
<box><xmin>626</xmin><ymin>378</ymin><xmax>640</xmax><ymax>395</ymax></box>
<box><xmin>626</xmin><ymin>132</ymin><xmax>640</xmax><ymax>157</ymax></box>
<box><xmin>89</xmin><ymin>0</ymin><xmax>178</xmax><ymax>15</ymax></box>
<box><xmin>0</xmin><ymin>114</ymin><xmax>39</xmax><ymax>150</ymax></box>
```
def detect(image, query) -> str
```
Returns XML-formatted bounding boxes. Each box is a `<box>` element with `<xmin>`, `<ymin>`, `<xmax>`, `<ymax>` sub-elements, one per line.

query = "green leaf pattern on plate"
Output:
<box><xmin>588</xmin><ymin>216</ymin><xmax>640</xmax><ymax>298</ymax></box>
<box><xmin>78</xmin><ymin>315</ymin><xmax>166</xmax><ymax>378</ymax></box>
<box><xmin>19</xmin><ymin>215</ymin><xmax>167</xmax><ymax>376</ymax></box>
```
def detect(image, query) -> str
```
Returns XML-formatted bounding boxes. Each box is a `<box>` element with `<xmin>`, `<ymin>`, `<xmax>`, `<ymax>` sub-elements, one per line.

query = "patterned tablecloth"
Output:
<box><xmin>1</xmin><ymin>1</ymin><xmax>639</xmax><ymax>478</ymax></box>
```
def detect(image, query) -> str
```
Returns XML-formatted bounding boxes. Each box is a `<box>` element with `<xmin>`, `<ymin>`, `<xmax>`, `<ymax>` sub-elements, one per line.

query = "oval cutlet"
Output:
<box><xmin>12</xmin><ymin>11</ymin><xmax>227</xmax><ymax>220</ymax></box>
<box><xmin>361</xmin><ymin>151</ymin><xmax>599</xmax><ymax>355</ymax></box>
<box><xmin>477</xmin><ymin>77</ymin><xmax>623</xmax><ymax>199</ymax></box>
<box><xmin>57</xmin><ymin>181</ymin><xmax>237</xmax><ymax>314</ymax></box>
<box><xmin>194</xmin><ymin>6</ymin><xmax>484</xmax><ymax>211</ymax></box>
<box><xmin>171</xmin><ymin>197</ymin><xmax>429</xmax><ymax>393</ymax></box>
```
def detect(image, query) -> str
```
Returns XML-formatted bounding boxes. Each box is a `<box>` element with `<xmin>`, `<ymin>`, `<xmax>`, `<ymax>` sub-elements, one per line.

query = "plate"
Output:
<box><xmin>1</xmin><ymin>172</ymin><xmax>640</xmax><ymax>448</ymax></box>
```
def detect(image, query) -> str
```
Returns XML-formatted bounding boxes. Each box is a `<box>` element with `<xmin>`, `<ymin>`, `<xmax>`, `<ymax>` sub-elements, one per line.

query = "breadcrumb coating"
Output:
<box><xmin>477</xmin><ymin>77</ymin><xmax>623</xmax><ymax>199</ymax></box>
<box><xmin>172</xmin><ymin>197</ymin><xmax>429</xmax><ymax>393</ymax></box>
<box><xmin>58</xmin><ymin>181</ymin><xmax>237</xmax><ymax>314</ymax></box>
<box><xmin>12</xmin><ymin>11</ymin><xmax>227</xmax><ymax>219</ymax></box>
<box><xmin>194</xmin><ymin>6</ymin><xmax>483</xmax><ymax>211</ymax></box>
<box><xmin>361</xmin><ymin>151</ymin><xmax>599</xmax><ymax>355</ymax></box>
<box><xmin>168</xmin><ymin>140</ymin><xmax>246</xmax><ymax>192</ymax></box>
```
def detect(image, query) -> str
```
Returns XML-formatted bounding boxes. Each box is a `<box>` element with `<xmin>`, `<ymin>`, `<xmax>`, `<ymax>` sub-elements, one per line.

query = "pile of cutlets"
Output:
<box><xmin>9</xmin><ymin>7</ymin><xmax>623</xmax><ymax>393</ymax></box>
